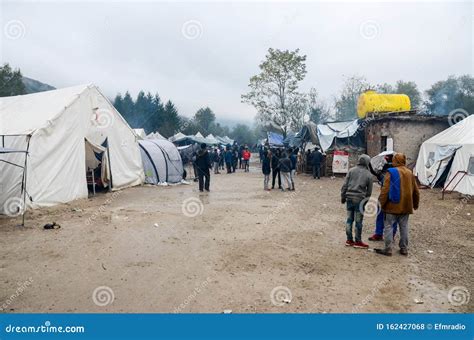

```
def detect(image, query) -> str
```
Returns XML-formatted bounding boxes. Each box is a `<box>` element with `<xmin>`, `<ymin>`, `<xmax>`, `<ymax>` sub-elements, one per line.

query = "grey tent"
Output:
<box><xmin>138</xmin><ymin>139</ymin><xmax>183</xmax><ymax>184</ymax></box>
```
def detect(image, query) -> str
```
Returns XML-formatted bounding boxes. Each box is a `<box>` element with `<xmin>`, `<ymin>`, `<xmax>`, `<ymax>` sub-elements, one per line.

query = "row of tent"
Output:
<box><xmin>0</xmin><ymin>84</ymin><xmax>184</xmax><ymax>213</ymax></box>
<box><xmin>267</xmin><ymin>118</ymin><xmax>473</xmax><ymax>195</ymax></box>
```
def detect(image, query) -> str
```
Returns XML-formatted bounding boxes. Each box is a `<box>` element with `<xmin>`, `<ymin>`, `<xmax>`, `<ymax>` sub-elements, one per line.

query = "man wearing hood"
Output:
<box><xmin>375</xmin><ymin>153</ymin><xmax>420</xmax><ymax>256</ymax></box>
<box><xmin>341</xmin><ymin>154</ymin><xmax>373</xmax><ymax>249</ymax></box>
<box><xmin>195</xmin><ymin>143</ymin><xmax>212</xmax><ymax>192</ymax></box>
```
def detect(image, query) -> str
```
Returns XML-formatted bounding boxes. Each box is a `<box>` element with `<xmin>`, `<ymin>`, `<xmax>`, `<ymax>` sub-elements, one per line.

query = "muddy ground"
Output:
<box><xmin>0</xmin><ymin>161</ymin><xmax>472</xmax><ymax>313</ymax></box>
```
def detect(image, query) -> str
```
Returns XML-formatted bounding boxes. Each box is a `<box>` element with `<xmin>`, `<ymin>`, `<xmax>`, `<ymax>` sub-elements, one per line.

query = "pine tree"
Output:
<box><xmin>121</xmin><ymin>91</ymin><xmax>135</xmax><ymax>125</ymax></box>
<box><xmin>0</xmin><ymin>63</ymin><xmax>26</xmax><ymax>97</ymax></box>
<box><xmin>160</xmin><ymin>100</ymin><xmax>180</xmax><ymax>138</ymax></box>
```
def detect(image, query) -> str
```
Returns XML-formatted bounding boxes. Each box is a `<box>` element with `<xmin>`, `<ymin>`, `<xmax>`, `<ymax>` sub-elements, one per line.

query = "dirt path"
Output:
<box><xmin>1</xmin><ymin>161</ymin><xmax>472</xmax><ymax>313</ymax></box>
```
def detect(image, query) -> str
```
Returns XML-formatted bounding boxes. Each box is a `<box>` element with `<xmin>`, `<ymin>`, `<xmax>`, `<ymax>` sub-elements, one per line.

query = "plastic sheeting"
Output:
<box><xmin>267</xmin><ymin>132</ymin><xmax>284</xmax><ymax>146</ymax></box>
<box><xmin>317</xmin><ymin>120</ymin><xmax>360</xmax><ymax>152</ymax></box>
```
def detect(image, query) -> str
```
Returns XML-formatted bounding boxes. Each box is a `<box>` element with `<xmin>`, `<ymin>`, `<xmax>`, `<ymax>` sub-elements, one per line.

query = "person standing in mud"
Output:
<box><xmin>195</xmin><ymin>143</ymin><xmax>212</xmax><ymax>192</ymax></box>
<box><xmin>375</xmin><ymin>152</ymin><xmax>420</xmax><ymax>257</ymax></box>
<box><xmin>271</xmin><ymin>148</ymin><xmax>282</xmax><ymax>189</ymax></box>
<box><xmin>341</xmin><ymin>154</ymin><xmax>373</xmax><ymax>249</ymax></box>
<box><xmin>262</xmin><ymin>150</ymin><xmax>272</xmax><ymax>191</ymax></box>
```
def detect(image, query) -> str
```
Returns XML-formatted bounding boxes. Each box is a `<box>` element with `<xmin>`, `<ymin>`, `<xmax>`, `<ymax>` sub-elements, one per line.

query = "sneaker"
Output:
<box><xmin>368</xmin><ymin>234</ymin><xmax>383</xmax><ymax>241</ymax></box>
<box><xmin>374</xmin><ymin>248</ymin><xmax>392</xmax><ymax>256</ymax></box>
<box><xmin>345</xmin><ymin>240</ymin><xmax>354</xmax><ymax>247</ymax></box>
<box><xmin>353</xmin><ymin>241</ymin><xmax>369</xmax><ymax>249</ymax></box>
<box><xmin>399</xmin><ymin>249</ymin><xmax>408</xmax><ymax>256</ymax></box>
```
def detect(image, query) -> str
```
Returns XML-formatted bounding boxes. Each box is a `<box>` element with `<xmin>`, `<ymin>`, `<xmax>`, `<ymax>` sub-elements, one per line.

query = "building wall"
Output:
<box><xmin>365</xmin><ymin>117</ymin><xmax>449</xmax><ymax>165</ymax></box>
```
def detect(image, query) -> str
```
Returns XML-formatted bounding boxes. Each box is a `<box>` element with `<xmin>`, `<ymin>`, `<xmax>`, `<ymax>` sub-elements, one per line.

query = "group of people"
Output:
<box><xmin>194</xmin><ymin>140</ymin><xmax>419</xmax><ymax>256</ymax></box>
<box><xmin>192</xmin><ymin>142</ymin><xmax>252</xmax><ymax>192</ymax></box>
<box><xmin>261</xmin><ymin>148</ymin><xmax>298</xmax><ymax>191</ymax></box>
<box><xmin>341</xmin><ymin>152</ymin><xmax>420</xmax><ymax>256</ymax></box>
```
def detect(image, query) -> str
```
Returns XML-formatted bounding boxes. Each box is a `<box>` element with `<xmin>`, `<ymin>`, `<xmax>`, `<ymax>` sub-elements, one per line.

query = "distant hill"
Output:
<box><xmin>22</xmin><ymin>77</ymin><xmax>55</xmax><ymax>94</ymax></box>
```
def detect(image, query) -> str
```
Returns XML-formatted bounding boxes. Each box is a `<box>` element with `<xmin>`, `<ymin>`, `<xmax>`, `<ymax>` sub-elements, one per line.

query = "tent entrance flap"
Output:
<box><xmin>85</xmin><ymin>138</ymin><xmax>111</xmax><ymax>188</ymax></box>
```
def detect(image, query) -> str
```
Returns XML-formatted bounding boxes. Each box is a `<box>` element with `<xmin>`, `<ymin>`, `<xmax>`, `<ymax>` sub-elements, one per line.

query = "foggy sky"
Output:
<box><xmin>1</xmin><ymin>0</ymin><xmax>472</xmax><ymax>123</ymax></box>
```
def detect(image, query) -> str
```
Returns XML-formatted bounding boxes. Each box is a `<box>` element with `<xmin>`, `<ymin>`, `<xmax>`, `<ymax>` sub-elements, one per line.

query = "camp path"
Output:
<box><xmin>0</xmin><ymin>161</ymin><xmax>472</xmax><ymax>313</ymax></box>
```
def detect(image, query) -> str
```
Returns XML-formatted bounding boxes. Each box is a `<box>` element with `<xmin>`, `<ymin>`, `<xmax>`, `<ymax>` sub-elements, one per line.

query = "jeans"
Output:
<box><xmin>290</xmin><ymin>169</ymin><xmax>296</xmax><ymax>189</ymax></box>
<box><xmin>375</xmin><ymin>208</ymin><xmax>398</xmax><ymax>236</ymax></box>
<box><xmin>213</xmin><ymin>162</ymin><xmax>219</xmax><ymax>174</ymax></box>
<box><xmin>312</xmin><ymin>164</ymin><xmax>321</xmax><ymax>179</ymax></box>
<box><xmin>383</xmin><ymin>213</ymin><xmax>409</xmax><ymax>252</ymax></box>
<box><xmin>198</xmin><ymin>171</ymin><xmax>210</xmax><ymax>191</ymax></box>
<box><xmin>243</xmin><ymin>160</ymin><xmax>249</xmax><ymax>172</ymax></box>
<box><xmin>264</xmin><ymin>174</ymin><xmax>270</xmax><ymax>190</ymax></box>
<box><xmin>226</xmin><ymin>162</ymin><xmax>232</xmax><ymax>173</ymax></box>
<box><xmin>272</xmin><ymin>168</ymin><xmax>281</xmax><ymax>188</ymax></box>
<box><xmin>346</xmin><ymin>199</ymin><xmax>364</xmax><ymax>242</ymax></box>
<box><xmin>281</xmin><ymin>172</ymin><xmax>291</xmax><ymax>190</ymax></box>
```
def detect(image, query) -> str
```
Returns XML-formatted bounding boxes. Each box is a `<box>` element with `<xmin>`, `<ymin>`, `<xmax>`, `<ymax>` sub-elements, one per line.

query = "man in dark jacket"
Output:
<box><xmin>262</xmin><ymin>150</ymin><xmax>272</xmax><ymax>190</ymax></box>
<box><xmin>271</xmin><ymin>149</ymin><xmax>282</xmax><ymax>189</ymax></box>
<box><xmin>311</xmin><ymin>148</ymin><xmax>323</xmax><ymax>179</ymax></box>
<box><xmin>195</xmin><ymin>143</ymin><xmax>212</xmax><ymax>192</ymax></box>
<box><xmin>341</xmin><ymin>154</ymin><xmax>373</xmax><ymax>249</ymax></box>
<box><xmin>224</xmin><ymin>146</ymin><xmax>233</xmax><ymax>174</ymax></box>
<box><xmin>278</xmin><ymin>152</ymin><xmax>292</xmax><ymax>192</ymax></box>
<box><xmin>375</xmin><ymin>153</ymin><xmax>420</xmax><ymax>256</ymax></box>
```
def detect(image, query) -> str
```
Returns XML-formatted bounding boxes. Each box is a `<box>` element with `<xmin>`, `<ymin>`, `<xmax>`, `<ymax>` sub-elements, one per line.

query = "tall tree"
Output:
<box><xmin>0</xmin><ymin>63</ymin><xmax>26</xmax><ymax>97</ymax></box>
<box><xmin>308</xmin><ymin>88</ymin><xmax>332</xmax><ymax>124</ymax></box>
<box><xmin>241</xmin><ymin>48</ymin><xmax>307</xmax><ymax>137</ymax></box>
<box><xmin>160</xmin><ymin>100</ymin><xmax>180</xmax><ymax>138</ymax></box>
<box><xmin>394</xmin><ymin>80</ymin><xmax>421</xmax><ymax>109</ymax></box>
<box><xmin>194</xmin><ymin>107</ymin><xmax>216</xmax><ymax>135</ymax></box>
<box><xmin>121</xmin><ymin>91</ymin><xmax>135</xmax><ymax>123</ymax></box>
<box><xmin>425</xmin><ymin>75</ymin><xmax>474</xmax><ymax>115</ymax></box>
<box><xmin>334</xmin><ymin>75</ymin><xmax>370</xmax><ymax>121</ymax></box>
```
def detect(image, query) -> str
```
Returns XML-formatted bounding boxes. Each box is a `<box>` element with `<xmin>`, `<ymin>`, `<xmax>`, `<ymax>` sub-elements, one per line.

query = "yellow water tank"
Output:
<box><xmin>357</xmin><ymin>90</ymin><xmax>411</xmax><ymax>118</ymax></box>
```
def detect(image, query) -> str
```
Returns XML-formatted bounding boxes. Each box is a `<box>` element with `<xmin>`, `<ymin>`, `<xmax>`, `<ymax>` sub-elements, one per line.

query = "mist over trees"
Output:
<box><xmin>112</xmin><ymin>92</ymin><xmax>257</xmax><ymax>145</ymax></box>
<box><xmin>1</xmin><ymin>62</ymin><xmax>472</xmax><ymax>145</ymax></box>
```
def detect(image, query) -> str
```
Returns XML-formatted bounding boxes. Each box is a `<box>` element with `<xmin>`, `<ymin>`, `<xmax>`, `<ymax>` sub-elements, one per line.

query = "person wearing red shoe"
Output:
<box><xmin>341</xmin><ymin>154</ymin><xmax>373</xmax><ymax>249</ymax></box>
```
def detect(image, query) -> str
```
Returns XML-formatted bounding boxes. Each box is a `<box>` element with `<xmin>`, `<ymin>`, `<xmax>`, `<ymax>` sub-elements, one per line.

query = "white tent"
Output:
<box><xmin>195</xmin><ymin>132</ymin><xmax>204</xmax><ymax>138</ymax></box>
<box><xmin>415</xmin><ymin>115</ymin><xmax>474</xmax><ymax>195</ymax></box>
<box><xmin>146</xmin><ymin>131</ymin><xmax>166</xmax><ymax>140</ymax></box>
<box><xmin>169</xmin><ymin>132</ymin><xmax>186</xmax><ymax>142</ymax></box>
<box><xmin>139</xmin><ymin>139</ymin><xmax>183</xmax><ymax>184</ymax></box>
<box><xmin>0</xmin><ymin>84</ymin><xmax>144</xmax><ymax>212</ymax></box>
<box><xmin>133</xmin><ymin>128</ymin><xmax>147</xmax><ymax>140</ymax></box>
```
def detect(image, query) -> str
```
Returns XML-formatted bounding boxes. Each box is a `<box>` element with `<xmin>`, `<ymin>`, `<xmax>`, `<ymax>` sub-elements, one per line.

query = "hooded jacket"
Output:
<box><xmin>379</xmin><ymin>153</ymin><xmax>420</xmax><ymax>214</ymax></box>
<box><xmin>341</xmin><ymin>154</ymin><xmax>373</xmax><ymax>201</ymax></box>
<box><xmin>195</xmin><ymin>149</ymin><xmax>211</xmax><ymax>173</ymax></box>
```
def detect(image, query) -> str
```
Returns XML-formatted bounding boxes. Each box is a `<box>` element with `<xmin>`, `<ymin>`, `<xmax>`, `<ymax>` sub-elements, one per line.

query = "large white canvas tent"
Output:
<box><xmin>138</xmin><ymin>139</ymin><xmax>183</xmax><ymax>184</ymax></box>
<box><xmin>415</xmin><ymin>115</ymin><xmax>474</xmax><ymax>195</ymax></box>
<box><xmin>0</xmin><ymin>84</ymin><xmax>144</xmax><ymax>213</ymax></box>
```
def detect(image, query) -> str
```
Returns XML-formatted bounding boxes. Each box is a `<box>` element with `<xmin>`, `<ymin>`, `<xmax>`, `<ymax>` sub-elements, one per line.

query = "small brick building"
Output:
<box><xmin>365</xmin><ymin>114</ymin><xmax>450</xmax><ymax>166</ymax></box>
